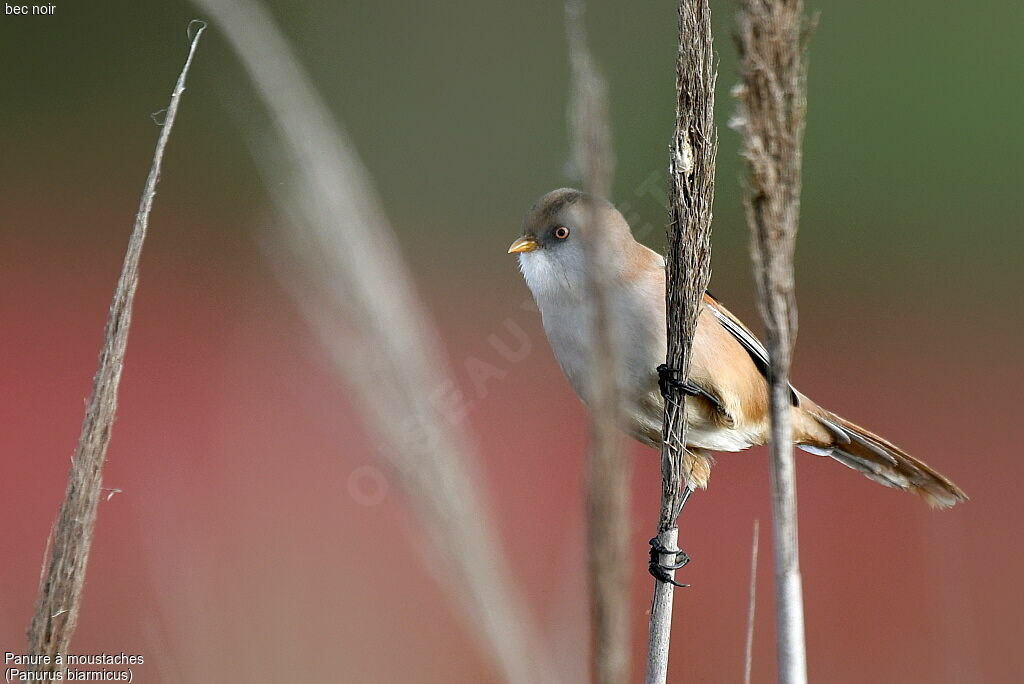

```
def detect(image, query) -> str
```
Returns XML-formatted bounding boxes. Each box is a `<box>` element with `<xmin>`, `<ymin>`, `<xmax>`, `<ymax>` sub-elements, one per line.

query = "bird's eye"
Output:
<box><xmin>553</xmin><ymin>226</ymin><xmax>570</xmax><ymax>240</ymax></box>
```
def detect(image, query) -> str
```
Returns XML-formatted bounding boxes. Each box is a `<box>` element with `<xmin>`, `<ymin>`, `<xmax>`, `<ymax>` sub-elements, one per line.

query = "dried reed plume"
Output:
<box><xmin>190</xmin><ymin>0</ymin><xmax>552</xmax><ymax>681</ymax></box>
<box><xmin>27</xmin><ymin>21</ymin><xmax>207</xmax><ymax>665</ymax></box>
<box><xmin>646</xmin><ymin>0</ymin><xmax>717</xmax><ymax>682</ymax></box>
<box><xmin>734</xmin><ymin>0</ymin><xmax>815</xmax><ymax>681</ymax></box>
<box><xmin>565</xmin><ymin>2</ymin><xmax>632</xmax><ymax>682</ymax></box>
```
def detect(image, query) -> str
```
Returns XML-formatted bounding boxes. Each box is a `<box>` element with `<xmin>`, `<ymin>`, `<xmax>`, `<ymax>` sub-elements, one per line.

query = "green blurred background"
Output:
<box><xmin>2</xmin><ymin>1</ymin><xmax>1022</xmax><ymax>682</ymax></box>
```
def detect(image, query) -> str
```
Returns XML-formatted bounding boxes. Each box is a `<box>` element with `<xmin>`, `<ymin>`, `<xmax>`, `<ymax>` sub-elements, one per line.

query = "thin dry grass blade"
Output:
<box><xmin>744</xmin><ymin>519</ymin><xmax>761</xmax><ymax>684</ymax></box>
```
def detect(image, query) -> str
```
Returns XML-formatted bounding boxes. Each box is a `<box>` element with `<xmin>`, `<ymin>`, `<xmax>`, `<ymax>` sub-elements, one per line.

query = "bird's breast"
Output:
<box><xmin>535</xmin><ymin>279</ymin><xmax>665</xmax><ymax>408</ymax></box>
<box><xmin>538</xmin><ymin>297</ymin><xmax>592</xmax><ymax>399</ymax></box>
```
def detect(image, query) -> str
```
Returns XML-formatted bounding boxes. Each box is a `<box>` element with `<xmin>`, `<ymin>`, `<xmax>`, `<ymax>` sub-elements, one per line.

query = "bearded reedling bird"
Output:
<box><xmin>509</xmin><ymin>188</ymin><xmax>967</xmax><ymax>513</ymax></box>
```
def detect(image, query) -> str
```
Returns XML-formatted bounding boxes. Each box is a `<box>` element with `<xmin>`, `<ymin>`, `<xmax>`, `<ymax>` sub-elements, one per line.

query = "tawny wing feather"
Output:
<box><xmin>703</xmin><ymin>292</ymin><xmax>798</xmax><ymax>405</ymax></box>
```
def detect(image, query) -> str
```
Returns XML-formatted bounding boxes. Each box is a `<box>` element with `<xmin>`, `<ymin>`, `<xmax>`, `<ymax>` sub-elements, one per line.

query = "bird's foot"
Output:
<box><xmin>648</xmin><ymin>536</ymin><xmax>690</xmax><ymax>588</ymax></box>
<box><xmin>656</xmin><ymin>363</ymin><xmax>679</xmax><ymax>398</ymax></box>
<box><xmin>657</xmin><ymin>364</ymin><xmax>725</xmax><ymax>411</ymax></box>
<box><xmin>657</xmin><ymin>363</ymin><xmax>699</xmax><ymax>399</ymax></box>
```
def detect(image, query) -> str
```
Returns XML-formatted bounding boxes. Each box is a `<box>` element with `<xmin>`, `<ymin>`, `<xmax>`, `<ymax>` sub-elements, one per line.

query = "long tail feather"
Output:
<box><xmin>801</xmin><ymin>410</ymin><xmax>968</xmax><ymax>509</ymax></box>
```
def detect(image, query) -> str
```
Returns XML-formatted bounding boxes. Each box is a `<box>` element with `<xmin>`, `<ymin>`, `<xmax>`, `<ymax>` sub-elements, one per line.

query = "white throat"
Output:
<box><xmin>517</xmin><ymin>250</ymin><xmax>585</xmax><ymax>304</ymax></box>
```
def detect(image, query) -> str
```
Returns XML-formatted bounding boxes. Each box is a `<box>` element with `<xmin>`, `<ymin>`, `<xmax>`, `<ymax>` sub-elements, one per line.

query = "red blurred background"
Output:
<box><xmin>2</xmin><ymin>1</ymin><xmax>1022</xmax><ymax>682</ymax></box>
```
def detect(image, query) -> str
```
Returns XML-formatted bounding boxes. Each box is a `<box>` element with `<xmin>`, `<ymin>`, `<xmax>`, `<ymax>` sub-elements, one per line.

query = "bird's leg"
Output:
<box><xmin>648</xmin><ymin>486</ymin><xmax>694</xmax><ymax>587</ymax></box>
<box><xmin>657</xmin><ymin>364</ymin><xmax>726</xmax><ymax>414</ymax></box>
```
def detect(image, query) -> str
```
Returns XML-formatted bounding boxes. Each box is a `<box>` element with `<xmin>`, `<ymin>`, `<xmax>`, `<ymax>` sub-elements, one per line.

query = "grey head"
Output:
<box><xmin>508</xmin><ymin>188</ymin><xmax>636</xmax><ymax>300</ymax></box>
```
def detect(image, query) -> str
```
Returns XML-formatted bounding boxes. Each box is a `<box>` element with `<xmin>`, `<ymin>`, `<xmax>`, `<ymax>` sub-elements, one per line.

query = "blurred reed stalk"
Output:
<box><xmin>744</xmin><ymin>519</ymin><xmax>760</xmax><ymax>684</ymax></box>
<box><xmin>734</xmin><ymin>1</ymin><xmax>814</xmax><ymax>682</ymax></box>
<box><xmin>646</xmin><ymin>0</ymin><xmax>717</xmax><ymax>682</ymax></box>
<box><xmin>564</xmin><ymin>2</ymin><xmax>632</xmax><ymax>682</ymax></box>
<box><xmin>190</xmin><ymin>1</ymin><xmax>553</xmax><ymax>682</ymax></box>
<box><xmin>26</xmin><ymin>22</ymin><xmax>207</xmax><ymax>664</ymax></box>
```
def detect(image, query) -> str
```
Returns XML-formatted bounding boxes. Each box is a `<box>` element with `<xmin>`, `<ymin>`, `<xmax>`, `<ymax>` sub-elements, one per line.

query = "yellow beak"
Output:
<box><xmin>507</xmin><ymin>236</ymin><xmax>539</xmax><ymax>254</ymax></box>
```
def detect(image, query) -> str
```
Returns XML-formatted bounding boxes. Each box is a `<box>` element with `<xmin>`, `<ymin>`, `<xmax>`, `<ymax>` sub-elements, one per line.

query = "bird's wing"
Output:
<box><xmin>702</xmin><ymin>291</ymin><xmax>799</xmax><ymax>406</ymax></box>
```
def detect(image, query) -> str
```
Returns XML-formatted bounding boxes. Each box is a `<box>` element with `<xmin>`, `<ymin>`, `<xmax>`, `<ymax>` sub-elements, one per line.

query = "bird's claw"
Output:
<box><xmin>657</xmin><ymin>364</ymin><xmax>680</xmax><ymax>399</ymax></box>
<box><xmin>657</xmin><ymin>364</ymin><xmax>726</xmax><ymax>414</ymax></box>
<box><xmin>650</xmin><ymin>537</ymin><xmax>690</xmax><ymax>567</ymax></box>
<box><xmin>648</xmin><ymin>536</ymin><xmax>690</xmax><ymax>588</ymax></box>
<box><xmin>657</xmin><ymin>364</ymin><xmax>699</xmax><ymax>400</ymax></box>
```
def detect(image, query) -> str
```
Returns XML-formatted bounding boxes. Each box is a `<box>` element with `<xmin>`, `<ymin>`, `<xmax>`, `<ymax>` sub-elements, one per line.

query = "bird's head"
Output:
<box><xmin>508</xmin><ymin>188</ymin><xmax>634</xmax><ymax>298</ymax></box>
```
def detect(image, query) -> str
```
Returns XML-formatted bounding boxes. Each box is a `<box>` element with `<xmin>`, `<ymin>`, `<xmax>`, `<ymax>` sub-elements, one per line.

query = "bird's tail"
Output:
<box><xmin>798</xmin><ymin>407</ymin><xmax>967</xmax><ymax>509</ymax></box>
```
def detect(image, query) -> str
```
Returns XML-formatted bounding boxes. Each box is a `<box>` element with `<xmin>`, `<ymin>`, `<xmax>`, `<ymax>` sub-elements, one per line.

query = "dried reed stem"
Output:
<box><xmin>734</xmin><ymin>1</ymin><xmax>814</xmax><ymax>681</ymax></box>
<box><xmin>190</xmin><ymin>1</ymin><xmax>551</xmax><ymax>681</ymax></box>
<box><xmin>565</xmin><ymin>2</ymin><xmax>632</xmax><ymax>682</ymax></box>
<box><xmin>26</xmin><ymin>22</ymin><xmax>207</xmax><ymax>664</ymax></box>
<box><xmin>645</xmin><ymin>0</ymin><xmax>717</xmax><ymax>682</ymax></box>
